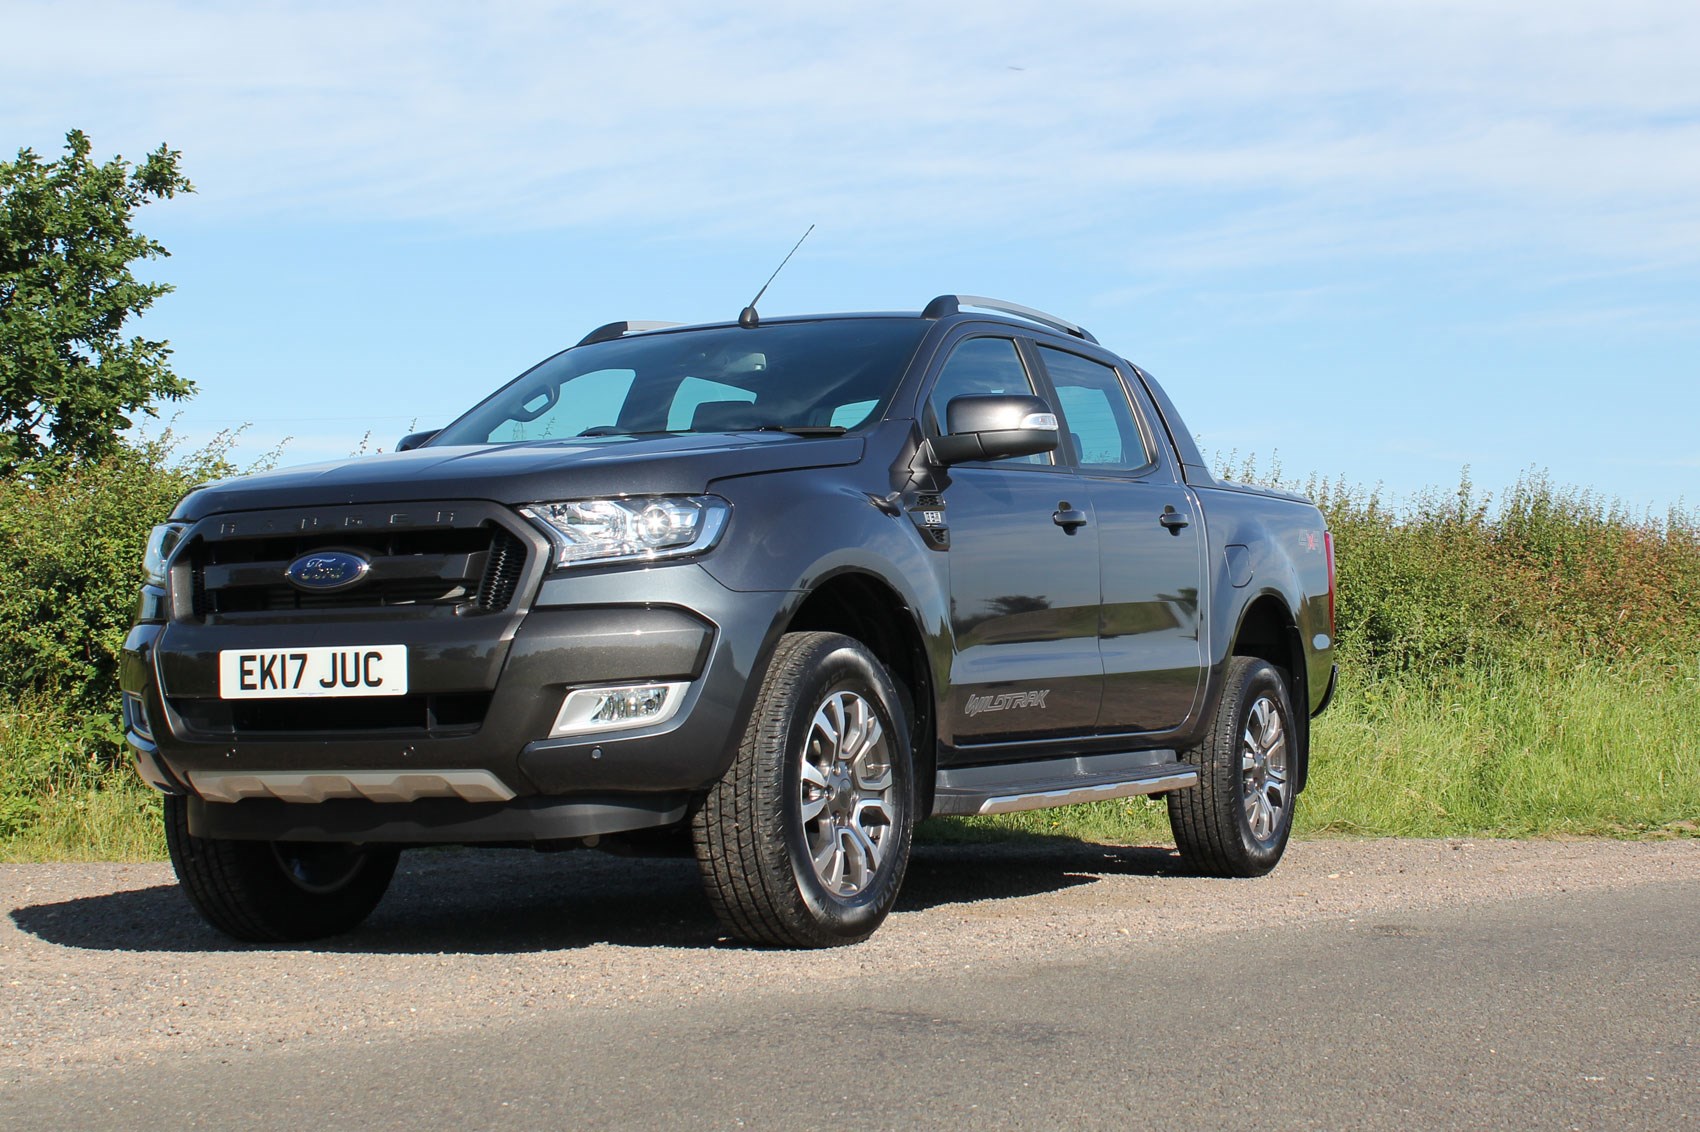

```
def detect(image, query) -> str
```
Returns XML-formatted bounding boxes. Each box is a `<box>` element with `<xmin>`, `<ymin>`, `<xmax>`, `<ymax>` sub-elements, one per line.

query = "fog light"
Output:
<box><xmin>122</xmin><ymin>692</ymin><xmax>155</xmax><ymax>741</ymax></box>
<box><xmin>550</xmin><ymin>682</ymin><xmax>689</xmax><ymax>737</ymax></box>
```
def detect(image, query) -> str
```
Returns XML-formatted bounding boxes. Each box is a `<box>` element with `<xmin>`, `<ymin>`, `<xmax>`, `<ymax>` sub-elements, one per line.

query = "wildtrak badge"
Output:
<box><xmin>965</xmin><ymin>689</ymin><xmax>1050</xmax><ymax>717</ymax></box>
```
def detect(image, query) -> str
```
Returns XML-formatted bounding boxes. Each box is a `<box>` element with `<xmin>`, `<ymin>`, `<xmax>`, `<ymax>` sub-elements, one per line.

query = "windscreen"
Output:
<box><xmin>431</xmin><ymin>319</ymin><xmax>931</xmax><ymax>446</ymax></box>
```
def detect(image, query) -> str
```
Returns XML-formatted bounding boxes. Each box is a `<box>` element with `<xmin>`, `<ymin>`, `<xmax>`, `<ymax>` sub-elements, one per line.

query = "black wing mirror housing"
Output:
<box><xmin>931</xmin><ymin>394</ymin><xmax>1060</xmax><ymax>465</ymax></box>
<box><xmin>396</xmin><ymin>429</ymin><xmax>440</xmax><ymax>452</ymax></box>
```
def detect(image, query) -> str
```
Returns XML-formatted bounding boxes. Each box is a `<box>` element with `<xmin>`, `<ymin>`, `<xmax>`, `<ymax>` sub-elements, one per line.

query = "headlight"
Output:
<box><xmin>520</xmin><ymin>495</ymin><xmax>730</xmax><ymax>568</ymax></box>
<box><xmin>142</xmin><ymin>523</ymin><xmax>188</xmax><ymax>586</ymax></box>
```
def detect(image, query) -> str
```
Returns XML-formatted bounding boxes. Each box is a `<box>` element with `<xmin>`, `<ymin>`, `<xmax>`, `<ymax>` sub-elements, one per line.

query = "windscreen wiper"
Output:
<box><xmin>749</xmin><ymin>425</ymin><xmax>848</xmax><ymax>437</ymax></box>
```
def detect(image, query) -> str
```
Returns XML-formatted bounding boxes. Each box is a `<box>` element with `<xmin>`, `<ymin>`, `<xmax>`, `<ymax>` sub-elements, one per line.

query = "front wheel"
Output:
<box><xmin>692</xmin><ymin>632</ymin><xmax>915</xmax><ymax>948</ymax></box>
<box><xmin>1168</xmin><ymin>656</ymin><xmax>1299</xmax><ymax>877</ymax></box>
<box><xmin>164</xmin><ymin>794</ymin><xmax>400</xmax><ymax>942</ymax></box>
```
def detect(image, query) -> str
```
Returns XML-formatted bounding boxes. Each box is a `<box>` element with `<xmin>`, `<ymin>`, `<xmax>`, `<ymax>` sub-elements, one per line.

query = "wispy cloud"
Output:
<box><xmin>10</xmin><ymin>0</ymin><xmax>1700</xmax><ymax>273</ymax></box>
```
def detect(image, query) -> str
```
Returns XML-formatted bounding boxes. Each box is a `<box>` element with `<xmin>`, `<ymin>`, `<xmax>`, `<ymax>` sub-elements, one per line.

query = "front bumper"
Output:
<box><xmin>123</xmin><ymin>560</ymin><xmax>792</xmax><ymax>843</ymax></box>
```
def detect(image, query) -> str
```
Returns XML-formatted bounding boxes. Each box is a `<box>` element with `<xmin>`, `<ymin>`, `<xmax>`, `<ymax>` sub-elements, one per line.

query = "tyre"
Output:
<box><xmin>163</xmin><ymin>793</ymin><xmax>400</xmax><ymax>943</ymax></box>
<box><xmin>693</xmin><ymin>631</ymin><xmax>915</xmax><ymax>948</ymax></box>
<box><xmin>1168</xmin><ymin>656</ymin><xmax>1298</xmax><ymax>877</ymax></box>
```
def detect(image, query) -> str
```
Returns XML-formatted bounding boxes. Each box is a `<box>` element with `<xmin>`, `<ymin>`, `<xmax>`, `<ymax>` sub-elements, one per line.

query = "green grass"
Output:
<box><xmin>1303</xmin><ymin>657</ymin><xmax>1700</xmax><ymax>838</ymax></box>
<box><xmin>922</xmin><ymin>657</ymin><xmax>1700</xmax><ymax>847</ymax></box>
<box><xmin>0</xmin><ymin>698</ymin><xmax>165</xmax><ymax>862</ymax></box>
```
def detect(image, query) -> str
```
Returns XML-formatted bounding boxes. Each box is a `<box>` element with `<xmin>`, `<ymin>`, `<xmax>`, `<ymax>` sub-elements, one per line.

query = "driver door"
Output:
<box><xmin>927</xmin><ymin>335</ymin><xmax>1103</xmax><ymax>748</ymax></box>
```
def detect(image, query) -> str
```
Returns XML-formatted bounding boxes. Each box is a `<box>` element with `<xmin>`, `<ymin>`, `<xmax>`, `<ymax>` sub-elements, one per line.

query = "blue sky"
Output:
<box><xmin>8</xmin><ymin>0</ymin><xmax>1698</xmax><ymax>514</ymax></box>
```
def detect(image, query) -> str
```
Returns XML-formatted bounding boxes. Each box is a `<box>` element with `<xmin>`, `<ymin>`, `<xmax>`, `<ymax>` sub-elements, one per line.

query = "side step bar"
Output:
<box><xmin>931</xmin><ymin>749</ymin><xmax>1197</xmax><ymax>817</ymax></box>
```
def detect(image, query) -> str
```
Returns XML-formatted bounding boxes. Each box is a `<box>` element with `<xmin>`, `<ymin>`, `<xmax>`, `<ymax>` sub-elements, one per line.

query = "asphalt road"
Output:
<box><xmin>4</xmin><ymin>840</ymin><xmax>1697</xmax><ymax>1129</ymax></box>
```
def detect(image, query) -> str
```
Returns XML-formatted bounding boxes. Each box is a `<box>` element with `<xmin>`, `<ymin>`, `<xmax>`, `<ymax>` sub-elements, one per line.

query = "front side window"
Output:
<box><xmin>433</xmin><ymin>318</ymin><xmax>931</xmax><ymax>446</ymax></box>
<box><xmin>926</xmin><ymin>337</ymin><xmax>1050</xmax><ymax>466</ymax></box>
<box><xmin>1038</xmin><ymin>347</ymin><xmax>1152</xmax><ymax>471</ymax></box>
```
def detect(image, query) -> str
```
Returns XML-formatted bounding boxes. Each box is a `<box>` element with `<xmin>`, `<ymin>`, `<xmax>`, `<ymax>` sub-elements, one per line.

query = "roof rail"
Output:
<box><xmin>920</xmin><ymin>295</ymin><xmax>1096</xmax><ymax>343</ymax></box>
<box><xmin>576</xmin><ymin>320</ymin><xmax>681</xmax><ymax>348</ymax></box>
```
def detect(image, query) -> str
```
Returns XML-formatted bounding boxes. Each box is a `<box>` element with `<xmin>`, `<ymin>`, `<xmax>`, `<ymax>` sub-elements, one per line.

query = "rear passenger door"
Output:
<box><xmin>926</xmin><ymin>334</ymin><xmax>1104</xmax><ymax>747</ymax></box>
<box><xmin>1036</xmin><ymin>346</ymin><xmax>1207</xmax><ymax>734</ymax></box>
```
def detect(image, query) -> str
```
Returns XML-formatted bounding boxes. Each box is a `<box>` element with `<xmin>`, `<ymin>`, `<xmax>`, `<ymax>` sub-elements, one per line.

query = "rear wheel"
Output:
<box><xmin>693</xmin><ymin>631</ymin><xmax>915</xmax><ymax>948</ymax></box>
<box><xmin>164</xmin><ymin>794</ymin><xmax>400</xmax><ymax>942</ymax></box>
<box><xmin>1168</xmin><ymin>656</ymin><xmax>1298</xmax><ymax>877</ymax></box>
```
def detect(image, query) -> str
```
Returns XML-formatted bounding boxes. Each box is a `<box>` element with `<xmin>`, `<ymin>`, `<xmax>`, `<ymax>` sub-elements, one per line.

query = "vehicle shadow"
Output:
<box><xmin>8</xmin><ymin>834</ymin><xmax>1185</xmax><ymax>956</ymax></box>
<box><xmin>900</xmin><ymin>834</ymin><xmax>1187</xmax><ymax>911</ymax></box>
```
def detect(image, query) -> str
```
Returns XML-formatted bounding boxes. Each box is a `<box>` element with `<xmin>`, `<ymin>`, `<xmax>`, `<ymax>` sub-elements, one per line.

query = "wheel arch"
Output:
<box><xmin>784</xmin><ymin>569</ymin><xmax>938</xmax><ymax>817</ymax></box>
<box><xmin>1230</xmin><ymin>592</ymin><xmax>1310</xmax><ymax>792</ymax></box>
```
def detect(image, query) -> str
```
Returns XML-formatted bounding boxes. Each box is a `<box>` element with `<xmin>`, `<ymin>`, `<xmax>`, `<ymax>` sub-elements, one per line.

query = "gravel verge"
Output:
<box><xmin>3</xmin><ymin>836</ymin><xmax>1696</xmax><ymax>1081</ymax></box>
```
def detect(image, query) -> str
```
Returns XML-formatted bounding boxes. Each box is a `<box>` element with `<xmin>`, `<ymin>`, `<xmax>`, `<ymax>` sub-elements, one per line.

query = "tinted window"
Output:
<box><xmin>434</xmin><ymin>319</ymin><xmax>930</xmax><ymax>445</ymax></box>
<box><xmin>487</xmin><ymin>368</ymin><xmax>635</xmax><ymax>442</ymax></box>
<box><xmin>927</xmin><ymin>337</ymin><xmax>1049</xmax><ymax>466</ymax></box>
<box><xmin>830</xmin><ymin>399</ymin><xmax>880</xmax><ymax>428</ymax></box>
<box><xmin>666</xmin><ymin>377</ymin><xmax>757</xmax><ymax>432</ymax></box>
<box><xmin>1039</xmin><ymin>347</ymin><xmax>1152</xmax><ymax>471</ymax></box>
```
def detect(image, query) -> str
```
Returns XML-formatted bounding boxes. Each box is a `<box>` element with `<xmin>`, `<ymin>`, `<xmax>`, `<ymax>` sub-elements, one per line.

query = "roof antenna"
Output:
<box><xmin>739</xmin><ymin>224</ymin><xmax>814</xmax><ymax>328</ymax></box>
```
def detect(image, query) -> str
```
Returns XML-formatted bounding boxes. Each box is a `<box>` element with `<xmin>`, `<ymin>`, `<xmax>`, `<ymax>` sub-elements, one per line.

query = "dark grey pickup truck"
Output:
<box><xmin>122</xmin><ymin>295</ymin><xmax>1337</xmax><ymax>948</ymax></box>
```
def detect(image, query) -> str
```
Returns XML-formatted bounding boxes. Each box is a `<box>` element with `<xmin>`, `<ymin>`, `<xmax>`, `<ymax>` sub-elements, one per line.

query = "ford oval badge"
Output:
<box><xmin>284</xmin><ymin>549</ymin><xmax>372</xmax><ymax>592</ymax></box>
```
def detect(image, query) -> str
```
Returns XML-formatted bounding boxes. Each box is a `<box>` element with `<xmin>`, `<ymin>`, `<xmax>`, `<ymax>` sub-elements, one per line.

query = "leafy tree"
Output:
<box><xmin>0</xmin><ymin>130</ymin><xmax>194</xmax><ymax>470</ymax></box>
<box><xmin>0</xmin><ymin>434</ymin><xmax>231</xmax><ymax>709</ymax></box>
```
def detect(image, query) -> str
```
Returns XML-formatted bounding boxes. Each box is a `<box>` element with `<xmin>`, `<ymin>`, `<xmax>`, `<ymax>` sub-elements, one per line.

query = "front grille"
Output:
<box><xmin>476</xmin><ymin>527</ymin><xmax>526</xmax><ymax>611</ymax></box>
<box><xmin>170</xmin><ymin>692</ymin><xmax>492</xmax><ymax>736</ymax></box>
<box><xmin>188</xmin><ymin>522</ymin><xmax>527</xmax><ymax>619</ymax></box>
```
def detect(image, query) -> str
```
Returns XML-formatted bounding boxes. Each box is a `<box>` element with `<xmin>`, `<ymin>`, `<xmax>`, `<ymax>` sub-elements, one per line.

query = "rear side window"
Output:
<box><xmin>1039</xmin><ymin>347</ymin><xmax>1152</xmax><ymax>471</ymax></box>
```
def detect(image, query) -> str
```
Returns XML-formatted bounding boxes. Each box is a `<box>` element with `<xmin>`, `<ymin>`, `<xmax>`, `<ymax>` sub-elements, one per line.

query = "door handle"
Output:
<box><xmin>1053</xmin><ymin>502</ymin><xmax>1088</xmax><ymax>533</ymax></box>
<box><xmin>1159</xmin><ymin>506</ymin><xmax>1190</xmax><ymax>533</ymax></box>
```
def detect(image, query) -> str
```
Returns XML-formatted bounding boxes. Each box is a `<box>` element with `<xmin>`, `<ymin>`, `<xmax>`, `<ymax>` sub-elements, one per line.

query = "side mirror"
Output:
<box><xmin>930</xmin><ymin>395</ymin><xmax>1060</xmax><ymax>465</ymax></box>
<box><xmin>396</xmin><ymin>429</ymin><xmax>440</xmax><ymax>452</ymax></box>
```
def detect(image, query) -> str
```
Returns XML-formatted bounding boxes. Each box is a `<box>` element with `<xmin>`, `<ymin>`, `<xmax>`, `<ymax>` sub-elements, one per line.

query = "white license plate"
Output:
<box><xmin>218</xmin><ymin>645</ymin><xmax>409</xmax><ymax>699</ymax></box>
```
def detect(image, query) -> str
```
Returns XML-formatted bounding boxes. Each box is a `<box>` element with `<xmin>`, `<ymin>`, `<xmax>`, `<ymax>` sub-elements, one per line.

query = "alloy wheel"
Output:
<box><xmin>797</xmin><ymin>690</ymin><xmax>900</xmax><ymax>897</ymax></box>
<box><xmin>1240</xmin><ymin>695</ymin><xmax>1289</xmax><ymax>843</ymax></box>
